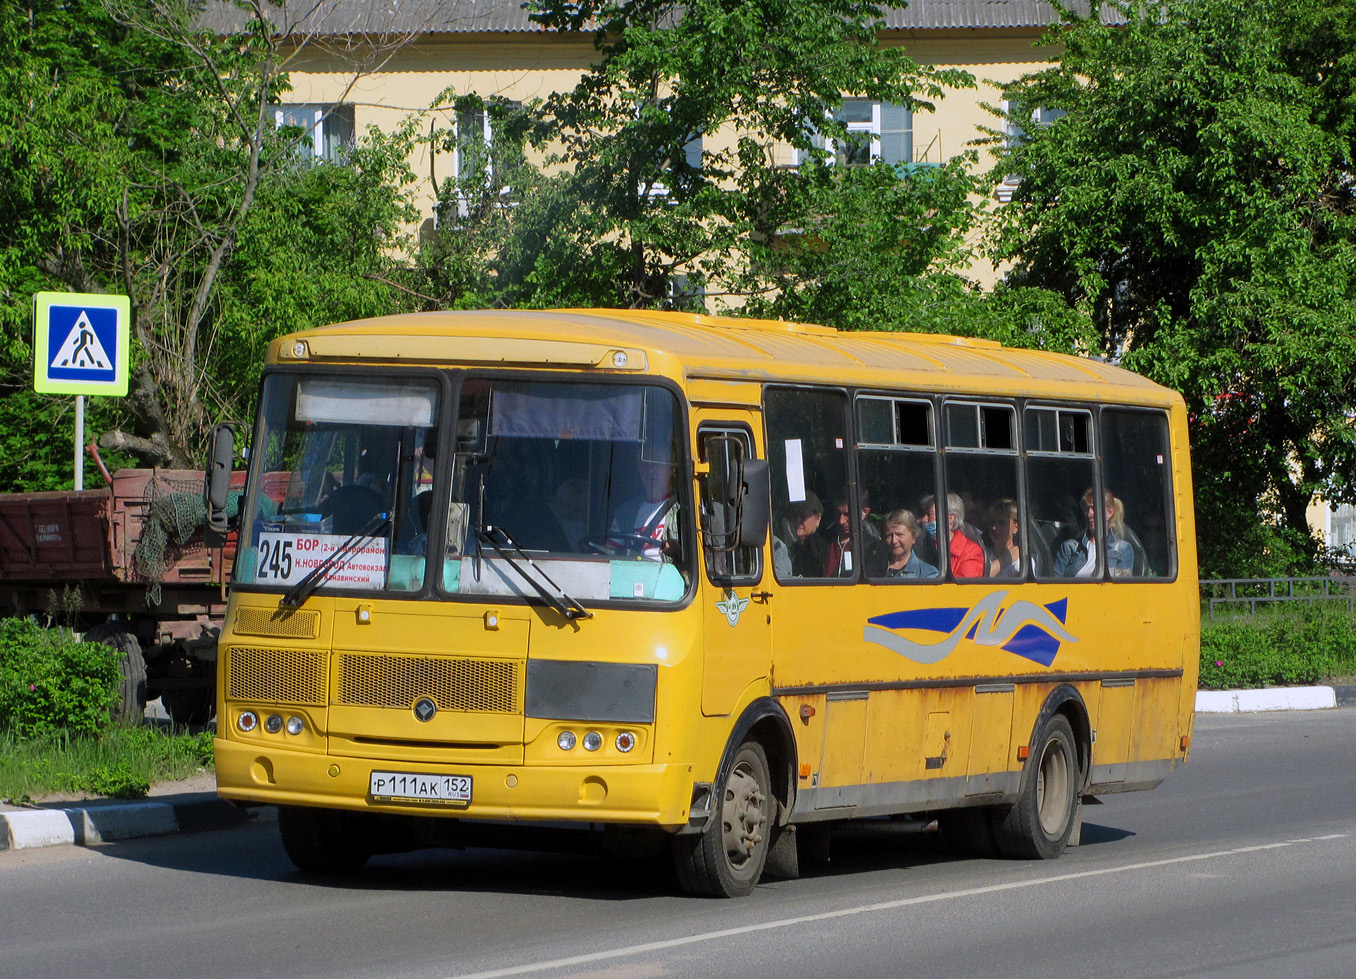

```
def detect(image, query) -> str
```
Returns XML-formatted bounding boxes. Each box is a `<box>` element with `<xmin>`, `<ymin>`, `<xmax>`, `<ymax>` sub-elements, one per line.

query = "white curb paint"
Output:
<box><xmin>5</xmin><ymin>809</ymin><xmax>79</xmax><ymax>849</ymax></box>
<box><xmin>3</xmin><ymin>801</ymin><xmax>177</xmax><ymax>850</ymax></box>
<box><xmin>1195</xmin><ymin>686</ymin><xmax>1338</xmax><ymax>713</ymax></box>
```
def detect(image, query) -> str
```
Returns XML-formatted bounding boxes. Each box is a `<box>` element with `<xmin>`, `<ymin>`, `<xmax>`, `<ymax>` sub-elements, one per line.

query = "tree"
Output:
<box><xmin>1</xmin><ymin>0</ymin><xmax>421</xmax><ymax>481</ymax></box>
<box><xmin>986</xmin><ymin>0</ymin><xmax>1356</xmax><ymax>576</ymax></box>
<box><xmin>416</xmin><ymin>0</ymin><xmax>981</xmax><ymax>322</ymax></box>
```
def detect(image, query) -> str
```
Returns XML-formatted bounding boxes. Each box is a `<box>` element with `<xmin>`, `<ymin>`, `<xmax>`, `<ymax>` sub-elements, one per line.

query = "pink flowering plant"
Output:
<box><xmin>1198</xmin><ymin>605</ymin><xmax>1350</xmax><ymax>690</ymax></box>
<box><xmin>0</xmin><ymin>619</ymin><xmax>121</xmax><ymax>738</ymax></box>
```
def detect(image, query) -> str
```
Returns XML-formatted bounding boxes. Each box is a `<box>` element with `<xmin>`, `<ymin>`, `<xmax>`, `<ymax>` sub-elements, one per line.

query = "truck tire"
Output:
<box><xmin>85</xmin><ymin>622</ymin><xmax>148</xmax><ymax>724</ymax></box>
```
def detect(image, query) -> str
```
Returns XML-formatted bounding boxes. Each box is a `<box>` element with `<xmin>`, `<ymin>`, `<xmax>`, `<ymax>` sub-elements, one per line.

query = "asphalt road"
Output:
<box><xmin>2</xmin><ymin>709</ymin><xmax>1353</xmax><ymax>979</ymax></box>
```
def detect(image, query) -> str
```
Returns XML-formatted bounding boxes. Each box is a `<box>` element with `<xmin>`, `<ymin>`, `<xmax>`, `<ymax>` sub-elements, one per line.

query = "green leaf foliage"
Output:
<box><xmin>415</xmin><ymin>0</ymin><xmax>979</xmax><ymax>319</ymax></box>
<box><xmin>988</xmin><ymin>0</ymin><xmax>1356</xmax><ymax>576</ymax></box>
<box><xmin>0</xmin><ymin>619</ymin><xmax>121</xmax><ymax>739</ymax></box>
<box><xmin>1199</xmin><ymin>603</ymin><xmax>1355</xmax><ymax>688</ymax></box>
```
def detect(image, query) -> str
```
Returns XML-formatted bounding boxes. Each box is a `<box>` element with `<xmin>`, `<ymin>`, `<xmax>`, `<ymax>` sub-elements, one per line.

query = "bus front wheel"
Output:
<box><xmin>278</xmin><ymin>806</ymin><xmax>373</xmax><ymax>874</ymax></box>
<box><xmin>994</xmin><ymin>714</ymin><xmax>1079</xmax><ymax>860</ymax></box>
<box><xmin>672</xmin><ymin>741</ymin><xmax>772</xmax><ymax>897</ymax></box>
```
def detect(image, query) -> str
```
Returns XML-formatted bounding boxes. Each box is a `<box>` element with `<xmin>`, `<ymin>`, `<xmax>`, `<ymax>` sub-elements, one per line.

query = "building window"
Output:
<box><xmin>275</xmin><ymin>104</ymin><xmax>355</xmax><ymax>163</ymax></box>
<box><xmin>798</xmin><ymin>99</ymin><xmax>913</xmax><ymax>167</ymax></box>
<box><xmin>996</xmin><ymin>101</ymin><xmax>1066</xmax><ymax>202</ymax></box>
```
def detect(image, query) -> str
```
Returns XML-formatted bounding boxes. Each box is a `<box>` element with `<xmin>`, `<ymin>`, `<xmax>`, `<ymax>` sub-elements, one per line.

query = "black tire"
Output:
<box><xmin>160</xmin><ymin>684</ymin><xmax>216</xmax><ymax>727</ymax></box>
<box><xmin>672</xmin><ymin>741</ymin><xmax>772</xmax><ymax>897</ymax></box>
<box><xmin>937</xmin><ymin>805</ymin><xmax>1000</xmax><ymax>858</ymax></box>
<box><xmin>278</xmin><ymin>806</ymin><xmax>374</xmax><ymax>874</ymax></box>
<box><xmin>85</xmin><ymin>622</ymin><xmax>148</xmax><ymax>724</ymax></box>
<box><xmin>993</xmin><ymin>714</ymin><xmax>1080</xmax><ymax>860</ymax></box>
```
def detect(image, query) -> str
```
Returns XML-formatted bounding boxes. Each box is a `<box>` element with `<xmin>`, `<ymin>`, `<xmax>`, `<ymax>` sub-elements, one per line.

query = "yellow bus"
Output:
<box><xmin>210</xmin><ymin>309</ymin><xmax>1199</xmax><ymax>896</ymax></box>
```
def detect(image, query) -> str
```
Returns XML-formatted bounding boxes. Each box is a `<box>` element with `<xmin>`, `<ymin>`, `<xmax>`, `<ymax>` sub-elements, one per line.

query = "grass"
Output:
<box><xmin>0</xmin><ymin>723</ymin><xmax>213</xmax><ymax>806</ymax></box>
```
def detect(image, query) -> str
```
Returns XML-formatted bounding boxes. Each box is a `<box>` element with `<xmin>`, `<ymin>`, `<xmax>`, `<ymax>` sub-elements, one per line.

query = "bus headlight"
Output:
<box><xmin>582</xmin><ymin>731</ymin><xmax>603</xmax><ymax>751</ymax></box>
<box><xmin>264</xmin><ymin>714</ymin><xmax>283</xmax><ymax>734</ymax></box>
<box><xmin>557</xmin><ymin>730</ymin><xmax>577</xmax><ymax>750</ymax></box>
<box><xmin>286</xmin><ymin>716</ymin><xmax>305</xmax><ymax>736</ymax></box>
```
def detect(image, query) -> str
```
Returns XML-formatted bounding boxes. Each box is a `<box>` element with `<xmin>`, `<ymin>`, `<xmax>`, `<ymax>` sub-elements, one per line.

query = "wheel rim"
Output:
<box><xmin>721</xmin><ymin>761</ymin><xmax>767</xmax><ymax>874</ymax></box>
<box><xmin>1035</xmin><ymin>737</ymin><xmax>1072</xmax><ymax>838</ymax></box>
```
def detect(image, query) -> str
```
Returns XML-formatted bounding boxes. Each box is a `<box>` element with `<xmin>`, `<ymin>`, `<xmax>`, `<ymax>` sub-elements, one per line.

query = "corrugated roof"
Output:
<box><xmin>277</xmin><ymin>309</ymin><xmax>1173</xmax><ymax>406</ymax></box>
<box><xmin>198</xmin><ymin>1</ymin><xmax>1101</xmax><ymax>37</ymax></box>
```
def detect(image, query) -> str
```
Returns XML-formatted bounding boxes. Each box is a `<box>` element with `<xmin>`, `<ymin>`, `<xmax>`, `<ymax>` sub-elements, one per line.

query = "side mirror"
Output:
<box><xmin>738</xmin><ymin>459</ymin><xmax>769</xmax><ymax>547</ymax></box>
<box><xmin>204</xmin><ymin>423</ymin><xmax>237</xmax><ymax>546</ymax></box>
<box><xmin>702</xmin><ymin>436</ymin><xmax>769</xmax><ymax>551</ymax></box>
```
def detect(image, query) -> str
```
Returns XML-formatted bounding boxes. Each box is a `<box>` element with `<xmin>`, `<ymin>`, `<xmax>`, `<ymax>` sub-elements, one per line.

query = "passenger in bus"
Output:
<box><xmin>987</xmin><ymin>498</ymin><xmax>1025</xmax><ymax>578</ymax></box>
<box><xmin>1054</xmin><ymin>488</ymin><xmax>1134</xmax><ymax>577</ymax></box>
<box><xmin>776</xmin><ymin>492</ymin><xmax>826</xmax><ymax>578</ymax></box>
<box><xmin>824</xmin><ymin>488</ymin><xmax>882</xmax><ymax>577</ymax></box>
<box><xmin>608</xmin><ymin>455</ymin><xmax>678</xmax><ymax>558</ymax></box>
<box><xmin>943</xmin><ymin>492</ymin><xmax>986</xmax><ymax>578</ymax></box>
<box><xmin>874</xmin><ymin>509</ymin><xmax>938</xmax><ymax>579</ymax></box>
<box><xmin>917</xmin><ymin>494</ymin><xmax>942</xmax><ymax>569</ymax></box>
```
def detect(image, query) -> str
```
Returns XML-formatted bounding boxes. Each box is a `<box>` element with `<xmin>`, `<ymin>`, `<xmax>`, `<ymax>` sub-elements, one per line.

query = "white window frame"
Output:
<box><xmin>797</xmin><ymin>99</ymin><xmax>914</xmax><ymax>168</ymax></box>
<box><xmin>275</xmin><ymin>104</ymin><xmax>353</xmax><ymax>163</ymax></box>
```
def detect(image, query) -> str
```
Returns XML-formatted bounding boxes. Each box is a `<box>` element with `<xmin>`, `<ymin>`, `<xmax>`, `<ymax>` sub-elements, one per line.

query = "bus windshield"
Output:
<box><xmin>235</xmin><ymin>372</ymin><xmax>691</xmax><ymax>606</ymax></box>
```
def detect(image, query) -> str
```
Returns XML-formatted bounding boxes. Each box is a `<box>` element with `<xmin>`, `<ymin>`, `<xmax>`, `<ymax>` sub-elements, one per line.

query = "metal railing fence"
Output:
<box><xmin>1200</xmin><ymin>576</ymin><xmax>1356</xmax><ymax>617</ymax></box>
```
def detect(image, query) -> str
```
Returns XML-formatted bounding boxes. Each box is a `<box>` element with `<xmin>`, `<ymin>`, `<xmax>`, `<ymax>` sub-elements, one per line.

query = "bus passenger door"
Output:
<box><xmin>696</xmin><ymin>417</ymin><xmax>773</xmax><ymax>717</ymax></box>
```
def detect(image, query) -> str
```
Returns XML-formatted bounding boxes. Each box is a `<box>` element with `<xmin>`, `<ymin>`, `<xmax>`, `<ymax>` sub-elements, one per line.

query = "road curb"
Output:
<box><xmin>2</xmin><ymin>686</ymin><xmax>1350</xmax><ymax>853</ymax></box>
<box><xmin>1195</xmin><ymin>686</ymin><xmax>1339</xmax><ymax>713</ymax></box>
<box><xmin>0</xmin><ymin>796</ymin><xmax>273</xmax><ymax>853</ymax></box>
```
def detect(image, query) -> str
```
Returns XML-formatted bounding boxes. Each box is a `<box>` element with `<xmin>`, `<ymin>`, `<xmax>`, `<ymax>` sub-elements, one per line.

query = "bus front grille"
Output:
<box><xmin>227</xmin><ymin>647</ymin><xmax>328</xmax><ymax>705</ymax></box>
<box><xmin>335</xmin><ymin>653</ymin><xmax>521</xmax><ymax>714</ymax></box>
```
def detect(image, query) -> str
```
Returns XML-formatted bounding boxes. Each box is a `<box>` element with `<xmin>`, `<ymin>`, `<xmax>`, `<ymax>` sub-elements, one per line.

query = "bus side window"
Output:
<box><xmin>765</xmin><ymin>387</ymin><xmax>850</xmax><ymax>583</ymax></box>
<box><xmin>698</xmin><ymin>426</ymin><xmax>761</xmax><ymax>584</ymax></box>
<box><xmin>856</xmin><ymin>395</ymin><xmax>941</xmax><ymax>582</ymax></box>
<box><xmin>1026</xmin><ymin>407</ymin><xmax>1096</xmax><ymax>580</ymax></box>
<box><xmin>1100</xmin><ymin>409</ymin><xmax>1175</xmax><ymax>579</ymax></box>
<box><xmin>943</xmin><ymin>401</ymin><xmax>1020</xmax><ymax>580</ymax></box>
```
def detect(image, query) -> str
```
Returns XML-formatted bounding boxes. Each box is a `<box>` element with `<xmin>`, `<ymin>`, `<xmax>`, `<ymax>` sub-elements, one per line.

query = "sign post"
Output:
<box><xmin>33</xmin><ymin>292</ymin><xmax>130</xmax><ymax>491</ymax></box>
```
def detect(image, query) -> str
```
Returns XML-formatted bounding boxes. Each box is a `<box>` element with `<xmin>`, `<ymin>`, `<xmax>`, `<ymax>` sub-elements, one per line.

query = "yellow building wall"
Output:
<box><xmin>282</xmin><ymin>27</ymin><xmax>1061</xmax><ymax>288</ymax></box>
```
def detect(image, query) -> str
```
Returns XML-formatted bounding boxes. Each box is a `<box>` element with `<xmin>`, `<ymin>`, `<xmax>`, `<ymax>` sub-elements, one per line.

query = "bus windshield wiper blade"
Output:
<box><xmin>477</xmin><ymin>525</ymin><xmax>592</xmax><ymax>621</ymax></box>
<box><xmin>280</xmin><ymin>511</ymin><xmax>391</xmax><ymax>608</ymax></box>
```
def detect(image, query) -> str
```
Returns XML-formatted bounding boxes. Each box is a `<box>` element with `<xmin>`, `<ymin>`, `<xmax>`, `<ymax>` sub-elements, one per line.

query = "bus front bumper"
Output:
<box><xmin>214</xmin><ymin>738</ymin><xmax>698</xmax><ymax>829</ymax></box>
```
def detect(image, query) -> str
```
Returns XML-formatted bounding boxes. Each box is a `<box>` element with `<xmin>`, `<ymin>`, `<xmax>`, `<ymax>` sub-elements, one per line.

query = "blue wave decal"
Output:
<box><xmin>864</xmin><ymin>590</ymin><xmax>1077</xmax><ymax>666</ymax></box>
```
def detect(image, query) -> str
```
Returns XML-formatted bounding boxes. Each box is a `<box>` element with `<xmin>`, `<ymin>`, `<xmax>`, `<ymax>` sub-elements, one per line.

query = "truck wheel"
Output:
<box><xmin>278</xmin><ymin>806</ymin><xmax>373</xmax><ymax>874</ymax></box>
<box><xmin>672</xmin><ymin>741</ymin><xmax>772</xmax><ymax>897</ymax></box>
<box><xmin>993</xmin><ymin>714</ymin><xmax>1080</xmax><ymax>860</ymax></box>
<box><xmin>85</xmin><ymin>622</ymin><xmax>148</xmax><ymax>724</ymax></box>
<box><xmin>160</xmin><ymin>685</ymin><xmax>216</xmax><ymax>727</ymax></box>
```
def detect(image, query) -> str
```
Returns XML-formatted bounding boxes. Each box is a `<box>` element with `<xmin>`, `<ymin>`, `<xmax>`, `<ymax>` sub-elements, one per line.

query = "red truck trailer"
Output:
<box><xmin>0</xmin><ymin>468</ymin><xmax>243</xmax><ymax>726</ymax></box>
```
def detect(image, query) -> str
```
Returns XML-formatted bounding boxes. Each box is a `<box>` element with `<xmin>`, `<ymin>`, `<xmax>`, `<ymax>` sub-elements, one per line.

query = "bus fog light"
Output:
<box><xmin>237</xmin><ymin>711</ymin><xmax>258</xmax><ymax>733</ymax></box>
<box><xmin>264</xmin><ymin>714</ymin><xmax>283</xmax><ymax>734</ymax></box>
<box><xmin>286</xmin><ymin>716</ymin><xmax>305</xmax><ymax>736</ymax></box>
<box><xmin>615</xmin><ymin>732</ymin><xmax>636</xmax><ymax>753</ymax></box>
<box><xmin>557</xmin><ymin>731</ymin><xmax>577</xmax><ymax>750</ymax></box>
<box><xmin>582</xmin><ymin>731</ymin><xmax>603</xmax><ymax>751</ymax></box>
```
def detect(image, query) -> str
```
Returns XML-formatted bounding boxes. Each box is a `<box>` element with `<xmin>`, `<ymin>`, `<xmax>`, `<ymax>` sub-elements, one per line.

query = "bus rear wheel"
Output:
<box><xmin>672</xmin><ymin>741</ymin><xmax>772</xmax><ymax>897</ymax></box>
<box><xmin>278</xmin><ymin>806</ymin><xmax>374</xmax><ymax>874</ymax></box>
<box><xmin>994</xmin><ymin>714</ymin><xmax>1079</xmax><ymax>860</ymax></box>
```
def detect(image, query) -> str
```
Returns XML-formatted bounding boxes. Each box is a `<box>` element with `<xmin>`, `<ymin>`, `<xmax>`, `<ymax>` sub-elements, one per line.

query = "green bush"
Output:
<box><xmin>1199</xmin><ymin>603</ymin><xmax>1354</xmax><ymax>689</ymax></box>
<box><xmin>0</xmin><ymin>619</ymin><xmax>121</xmax><ymax>738</ymax></box>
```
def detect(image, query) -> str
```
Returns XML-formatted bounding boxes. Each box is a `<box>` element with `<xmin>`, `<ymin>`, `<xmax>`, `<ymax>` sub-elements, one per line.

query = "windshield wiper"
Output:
<box><xmin>280</xmin><ymin>511</ymin><xmax>391</xmax><ymax>608</ymax></box>
<box><xmin>477</xmin><ymin>525</ymin><xmax>592</xmax><ymax>621</ymax></box>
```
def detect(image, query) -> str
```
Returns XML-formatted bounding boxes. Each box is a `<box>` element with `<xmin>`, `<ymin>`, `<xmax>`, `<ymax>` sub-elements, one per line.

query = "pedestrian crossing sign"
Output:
<box><xmin>33</xmin><ymin>292</ymin><xmax>130</xmax><ymax>395</ymax></box>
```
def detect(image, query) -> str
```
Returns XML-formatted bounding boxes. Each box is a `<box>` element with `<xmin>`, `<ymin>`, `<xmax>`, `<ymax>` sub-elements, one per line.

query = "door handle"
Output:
<box><xmin>751</xmin><ymin>591</ymin><xmax>772</xmax><ymax>603</ymax></box>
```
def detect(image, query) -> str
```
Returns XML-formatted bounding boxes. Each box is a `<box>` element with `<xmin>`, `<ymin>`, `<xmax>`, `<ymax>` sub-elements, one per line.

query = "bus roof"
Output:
<box><xmin>270</xmin><ymin>309</ymin><xmax>1178</xmax><ymax>407</ymax></box>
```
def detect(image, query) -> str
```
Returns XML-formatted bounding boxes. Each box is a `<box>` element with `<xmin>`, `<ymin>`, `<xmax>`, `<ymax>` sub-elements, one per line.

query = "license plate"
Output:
<box><xmin>369</xmin><ymin>771</ymin><xmax>472</xmax><ymax>808</ymax></box>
